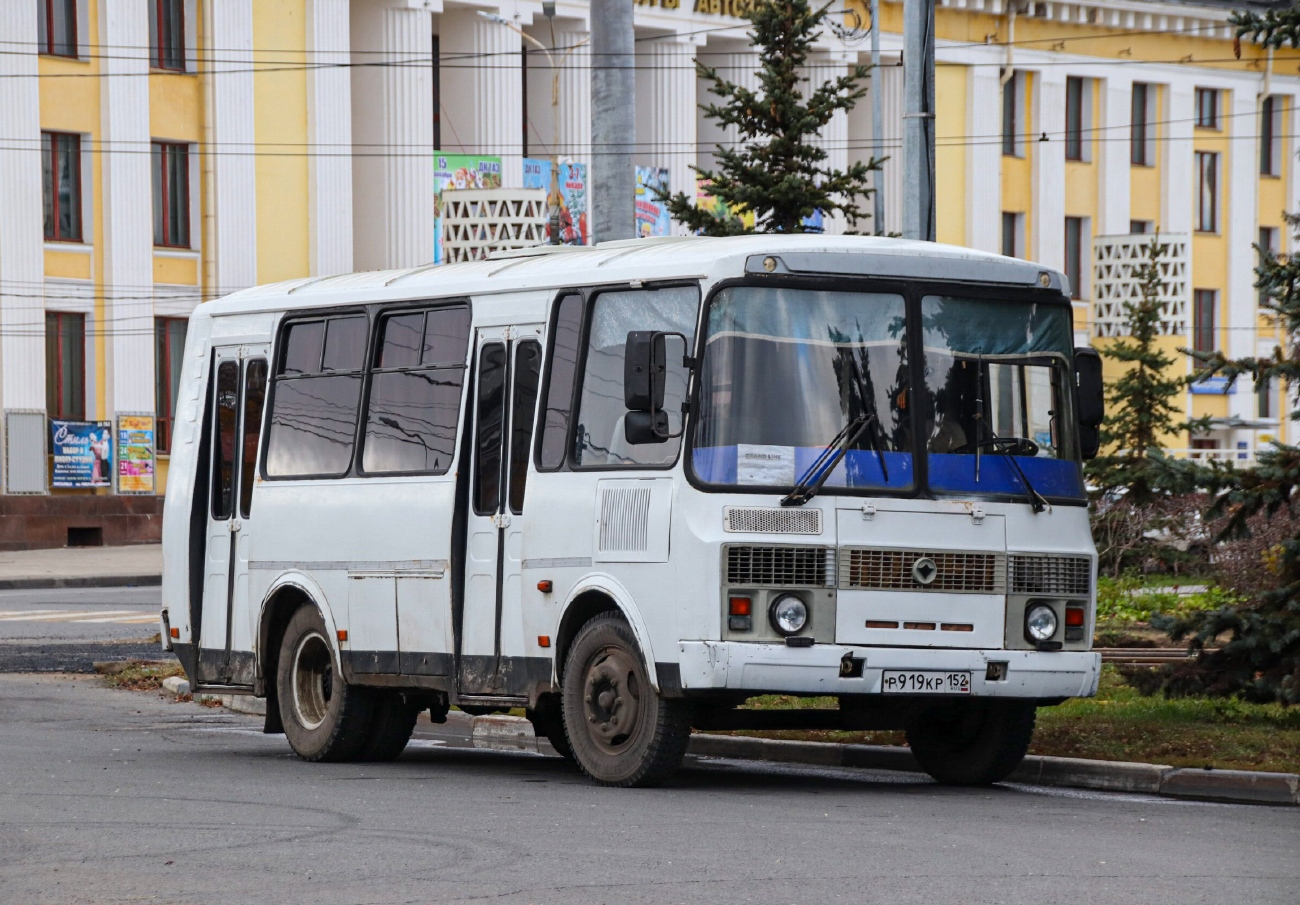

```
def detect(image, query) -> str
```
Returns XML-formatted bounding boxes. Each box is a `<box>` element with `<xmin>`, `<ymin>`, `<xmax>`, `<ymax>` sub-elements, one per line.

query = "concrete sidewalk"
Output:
<box><xmin>0</xmin><ymin>544</ymin><xmax>162</xmax><ymax>589</ymax></box>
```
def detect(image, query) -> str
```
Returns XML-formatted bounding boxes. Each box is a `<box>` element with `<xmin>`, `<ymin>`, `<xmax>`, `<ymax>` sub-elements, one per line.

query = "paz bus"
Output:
<box><xmin>160</xmin><ymin>235</ymin><xmax>1106</xmax><ymax>787</ymax></box>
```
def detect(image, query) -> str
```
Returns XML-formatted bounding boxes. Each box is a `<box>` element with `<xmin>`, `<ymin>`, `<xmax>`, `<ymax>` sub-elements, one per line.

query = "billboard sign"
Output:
<box><xmin>634</xmin><ymin>166</ymin><xmax>673</xmax><ymax>238</ymax></box>
<box><xmin>51</xmin><ymin>420</ymin><xmax>113</xmax><ymax>489</ymax></box>
<box><xmin>116</xmin><ymin>415</ymin><xmax>156</xmax><ymax>494</ymax></box>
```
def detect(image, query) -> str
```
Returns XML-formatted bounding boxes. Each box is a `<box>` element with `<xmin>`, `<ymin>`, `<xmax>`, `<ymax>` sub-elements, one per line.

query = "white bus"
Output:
<box><xmin>161</xmin><ymin>235</ymin><xmax>1106</xmax><ymax>787</ymax></box>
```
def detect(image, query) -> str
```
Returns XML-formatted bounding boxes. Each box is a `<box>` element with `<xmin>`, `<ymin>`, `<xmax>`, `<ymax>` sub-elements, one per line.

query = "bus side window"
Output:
<box><xmin>473</xmin><ymin>343</ymin><xmax>507</xmax><ymax>515</ymax></box>
<box><xmin>537</xmin><ymin>294</ymin><xmax>582</xmax><ymax>471</ymax></box>
<box><xmin>509</xmin><ymin>341</ymin><xmax>541</xmax><ymax>514</ymax></box>
<box><xmin>239</xmin><ymin>359</ymin><xmax>267</xmax><ymax>518</ymax></box>
<box><xmin>211</xmin><ymin>360</ymin><xmax>239</xmax><ymax>519</ymax></box>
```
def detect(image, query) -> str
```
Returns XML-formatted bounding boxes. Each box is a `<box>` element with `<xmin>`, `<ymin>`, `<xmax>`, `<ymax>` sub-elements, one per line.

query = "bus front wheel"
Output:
<box><xmin>277</xmin><ymin>605</ymin><xmax>375</xmax><ymax>762</ymax></box>
<box><xmin>561</xmin><ymin>614</ymin><xmax>691</xmax><ymax>787</ymax></box>
<box><xmin>906</xmin><ymin>699</ymin><xmax>1037</xmax><ymax>786</ymax></box>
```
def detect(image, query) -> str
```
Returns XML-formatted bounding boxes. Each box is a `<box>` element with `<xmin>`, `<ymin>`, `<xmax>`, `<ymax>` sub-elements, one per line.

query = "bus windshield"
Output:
<box><xmin>691</xmin><ymin>285</ymin><xmax>1085</xmax><ymax>502</ymax></box>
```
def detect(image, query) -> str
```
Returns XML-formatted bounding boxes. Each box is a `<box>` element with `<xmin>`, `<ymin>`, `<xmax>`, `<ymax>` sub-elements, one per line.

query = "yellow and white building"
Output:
<box><xmin>0</xmin><ymin>0</ymin><xmax>1294</xmax><ymax>537</ymax></box>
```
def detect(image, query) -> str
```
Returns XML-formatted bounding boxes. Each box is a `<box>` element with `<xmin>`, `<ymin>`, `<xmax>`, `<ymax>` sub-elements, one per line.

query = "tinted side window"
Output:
<box><xmin>537</xmin><ymin>294</ymin><xmax>582</xmax><ymax>470</ymax></box>
<box><xmin>361</xmin><ymin>305</ymin><xmax>471</xmax><ymax>475</ymax></box>
<box><xmin>239</xmin><ymin>359</ymin><xmax>267</xmax><ymax>518</ymax></box>
<box><xmin>211</xmin><ymin>360</ymin><xmax>239</xmax><ymax>518</ymax></box>
<box><xmin>573</xmin><ymin>286</ymin><xmax>699</xmax><ymax>468</ymax></box>
<box><xmin>473</xmin><ymin>343</ymin><xmax>507</xmax><ymax>514</ymax></box>
<box><xmin>265</xmin><ymin>313</ymin><xmax>367</xmax><ymax>478</ymax></box>
<box><xmin>509</xmin><ymin>341</ymin><xmax>541</xmax><ymax>514</ymax></box>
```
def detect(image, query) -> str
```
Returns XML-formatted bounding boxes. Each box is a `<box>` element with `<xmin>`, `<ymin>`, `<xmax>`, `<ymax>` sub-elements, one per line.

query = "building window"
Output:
<box><xmin>151</xmin><ymin>142</ymin><xmax>190</xmax><ymax>248</ymax></box>
<box><xmin>1002</xmin><ymin>72</ymin><xmax>1022</xmax><ymax>157</ymax></box>
<box><xmin>1064</xmin><ymin>216</ymin><xmax>1085</xmax><ymax>300</ymax></box>
<box><xmin>155</xmin><ymin>317</ymin><xmax>188</xmax><ymax>454</ymax></box>
<box><xmin>1261</xmin><ymin>96</ymin><xmax>1282</xmax><ymax>176</ymax></box>
<box><xmin>1190</xmin><ymin>438</ymin><xmax>1220</xmax><ymax>459</ymax></box>
<box><xmin>1195</xmin><ymin>151</ymin><xmax>1218</xmax><ymax>233</ymax></box>
<box><xmin>1001</xmin><ymin>212</ymin><xmax>1022</xmax><ymax>258</ymax></box>
<box><xmin>38</xmin><ymin>0</ymin><xmax>77</xmax><ymax>58</ymax></box>
<box><xmin>42</xmin><ymin>132</ymin><xmax>82</xmax><ymax>242</ymax></box>
<box><xmin>1195</xmin><ymin>88</ymin><xmax>1218</xmax><ymax>129</ymax></box>
<box><xmin>1130</xmin><ymin>219</ymin><xmax>1152</xmax><ymax>234</ymax></box>
<box><xmin>1193</xmin><ymin>289</ymin><xmax>1217</xmax><ymax>353</ymax></box>
<box><xmin>1131</xmin><ymin>83</ymin><xmax>1151</xmax><ymax>166</ymax></box>
<box><xmin>1065</xmin><ymin>77</ymin><xmax>1085</xmax><ymax>161</ymax></box>
<box><xmin>149</xmin><ymin>0</ymin><xmax>186</xmax><ymax>71</ymax></box>
<box><xmin>1259</xmin><ymin>226</ymin><xmax>1279</xmax><ymax>306</ymax></box>
<box><xmin>45</xmin><ymin>312</ymin><xmax>86</xmax><ymax>421</ymax></box>
<box><xmin>1258</xmin><ymin>378</ymin><xmax>1275</xmax><ymax>420</ymax></box>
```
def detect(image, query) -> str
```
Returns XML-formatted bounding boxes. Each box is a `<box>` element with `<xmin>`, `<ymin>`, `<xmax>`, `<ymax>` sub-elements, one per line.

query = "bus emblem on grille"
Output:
<box><xmin>912</xmin><ymin>557</ymin><xmax>938</xmax><ymax>585</ymax></box>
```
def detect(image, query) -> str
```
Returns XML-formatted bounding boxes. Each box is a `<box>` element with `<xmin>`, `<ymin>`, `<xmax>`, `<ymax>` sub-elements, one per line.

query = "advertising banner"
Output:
<box><xmin>434</xmin><ymin>154</ymin><xmax>503</xmax><ymax>263</ymax></box>
<box><xmin>634</xmin><ymin>166</ymin><xmax>673</xmax><ymax>238</ymax></box>
<box><xmin>51</xmin><ymin>420</ymin><xmax>113</xmax><ymax>489</ymax></box>
<box><xmin>522</xmin><ymin>158</ymin><xmax>589</xmax><ymax>245</ymax></box>
<box><xmin>116</xmin><ymin>415</ymin><xmax>156</xmax><ymax>494</ymax></box>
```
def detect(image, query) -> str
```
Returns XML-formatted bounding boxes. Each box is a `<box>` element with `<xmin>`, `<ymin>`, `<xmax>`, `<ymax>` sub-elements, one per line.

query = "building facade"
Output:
<box><xmin>0</xmin><ymin>0</ymin><xmax>1294</xmax><ymax>544</ymax></box>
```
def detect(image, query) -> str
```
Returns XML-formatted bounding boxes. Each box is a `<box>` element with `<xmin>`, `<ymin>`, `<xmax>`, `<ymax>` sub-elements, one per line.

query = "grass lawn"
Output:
<box><xmin>709</xmin><ymin>667</ymin><xmax>1300</xmax><ymax>775</ymax></box>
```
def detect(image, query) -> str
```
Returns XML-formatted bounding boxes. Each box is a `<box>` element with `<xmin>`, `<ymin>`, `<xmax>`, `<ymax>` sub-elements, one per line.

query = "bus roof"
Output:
<box><xmin>207</xmin><ymin>235</ymin><xmax>1068</xmax><ymax>316</ymax></box>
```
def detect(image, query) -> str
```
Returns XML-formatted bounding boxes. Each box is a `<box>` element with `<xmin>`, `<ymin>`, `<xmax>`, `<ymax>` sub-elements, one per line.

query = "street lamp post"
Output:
<box><xmin>478</xmin><ymin>9</ymin><xmax>588</xmax><ymax>245</ymax></box>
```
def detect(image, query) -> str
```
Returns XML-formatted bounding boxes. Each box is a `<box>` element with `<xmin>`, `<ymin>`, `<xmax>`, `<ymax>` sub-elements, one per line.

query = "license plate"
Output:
<box><xmin>881</xmin><ymin>670</ymin><xmax>971</xmax><ymax>694</ymax></box>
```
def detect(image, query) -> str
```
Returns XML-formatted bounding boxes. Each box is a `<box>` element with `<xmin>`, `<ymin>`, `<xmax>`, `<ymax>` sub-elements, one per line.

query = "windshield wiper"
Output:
<box><xmin>977</xmin><ymin>436</ymin><xmax>1052</xmax><ymax>514</ymax></box>
<box><xmin>781</xmin><ymin>413</ymin><xmax>873</xmax><ymax>507</ymax></box>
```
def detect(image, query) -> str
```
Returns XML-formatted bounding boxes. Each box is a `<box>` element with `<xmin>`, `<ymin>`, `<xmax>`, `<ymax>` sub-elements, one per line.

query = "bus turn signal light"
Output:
<box><xmin>538</xmin><ymin>635</ymin><xmax>551</xmax><ymax>648</ymax></box>
<box><xmin>728</xmin><ymin>596</ymin><xmax>752</xmax><ymax>616</ymax></box>
<box><xmin>337</xmin><ymin>629</ymin><xmax>348</xmax><ymax>642</ymax></box>
<box><xmin>1065</xmin><ymin>606</ymin><xmax>1085</xmax><ymax>627</ymax></box>
<box><xmin>169</xmin><ymin>627</ymin><xmax>179</xmax><ymax>639</ymax></box>
<box><xmin>537</xmin><ymin>580</ymin><xmax>553</xmax><ymax>593</ymax></box>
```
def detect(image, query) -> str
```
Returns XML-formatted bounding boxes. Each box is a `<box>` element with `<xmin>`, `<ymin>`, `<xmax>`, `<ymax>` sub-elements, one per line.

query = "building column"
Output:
<box><xmin>527</xmin><ymin>25</ymin><xmax>591</xmax><ymax>165</ymax></box>
<box><xmin>100</xmin><ymin>0</ymin><xmax>154</xmax><ymax>417</ymax></box>
<box><xmin>440</xmin><ymin>8</ymin><xmax>525</xmax><ymax>188</ymax></box>
<box><xmin>1031</xmin><ymin>69</ymin><xmax>1066</xmax><ymax>270</ymax></box>
<box><xmin>697</xmin><ymin>47</ymin><xmax>759</xmax><ymax>173</ymax></box>
<box><xmin>1163</xmin><ymin>82</ymin><xmax>1195</xmax><ymax>236</ymax></box>
<box><xmin>208</xmin><ymin>0</ymin><xmax>257</xmax><ymax>296</ymax></box>
<box><xmin>351</xmin><ymin>0</ymin><xmax>434</xmax><ymax>270</ymax></box>
<box><xmin>0</xmin><ymin>2</ymin><xmax>45</xmax><ymax>423</ymax></box>
<box><xmin>1227</xmin><ymin>85</ymin><xmax>1262</xmax><ymax>429</ymax></box>
<box><xmin>1098</xmin><ymin>74</ymin><xmax>1133</xmax><ymax>236</ymax></box>
<box><xmin>806</xmin><ymin>55</ymin><xmax>849</xmax><ymax>235</ymax></box>
<box><xmin>636</xmin><ymin>37</ymin><xmax>695</xmax><ymax>217</ymax></box>
<box><xmin>307</xmin><ymin>0</ymin><xmax>353</xmax><ymax>276</ymax></box>
<box><xmin>966</xmin><ymin>59</ymin><xmax>1003</xmax><ymax>253</ymax></box>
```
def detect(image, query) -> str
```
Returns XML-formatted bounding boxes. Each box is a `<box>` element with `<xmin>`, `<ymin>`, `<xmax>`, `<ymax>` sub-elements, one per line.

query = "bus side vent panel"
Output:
<box><xmin>723</xmin><ymin>507</ymin><xmax>822</xmax><ymax>535</ymax></box>
<box><xmin>598</xmin><ymin>485</ymin><xmax>652</xmax><ymax>552</ymax></box>
<box><xmin>1008</xmin><ymin>555</ymin><xmax>1091</xmax><ymax>596</ymax></box>
<box><xmin>725</xmin><ymin>545</ymin><xmax>835</xmax><ymax>588</ymax></box>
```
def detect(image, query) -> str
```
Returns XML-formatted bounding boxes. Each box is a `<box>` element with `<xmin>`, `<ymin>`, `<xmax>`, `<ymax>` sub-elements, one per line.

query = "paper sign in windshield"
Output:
<box><xmin>737</xmin><ymin>444</ymin><xmax>795</xmax><ymax>486</ymax></box>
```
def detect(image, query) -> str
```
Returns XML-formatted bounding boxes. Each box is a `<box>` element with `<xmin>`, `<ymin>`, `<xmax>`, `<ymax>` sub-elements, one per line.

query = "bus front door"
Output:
<box><xmin>459</xmin><ymin>325</ymin><xmax>543</xmax><ymax>697</ymax></box>
<box><xmin>196</xmin><ymin>345</ymin><xmax>269</xmax><ymax>687</ymax></box>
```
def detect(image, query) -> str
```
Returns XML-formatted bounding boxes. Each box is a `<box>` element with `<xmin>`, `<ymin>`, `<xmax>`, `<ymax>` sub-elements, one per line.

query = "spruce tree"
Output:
<box><xmin>1086</xmin><ymin>234</ymin><xmax>1199</xmax><ymax>505</ymax></box>
<box><xmin>660</xmin><ymin>0</ymin><xmax>883</xmax><ymax>235</ymax></box>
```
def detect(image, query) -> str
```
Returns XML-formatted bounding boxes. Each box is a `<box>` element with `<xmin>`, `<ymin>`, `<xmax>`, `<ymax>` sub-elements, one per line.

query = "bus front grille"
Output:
<box><xmin>839</xmin><ymin>549</ymin><xmax>1007</xmax><ymax>594</ymax></box>
<box><xmin>725</xmin><ymin>545</ymin><xmax>835</xmax><ymax>588</ymax></box>
<box><xmin>1008</xmin><ymin>554</ymin><xmax>1091</xmax><ymax>596</ymax></box>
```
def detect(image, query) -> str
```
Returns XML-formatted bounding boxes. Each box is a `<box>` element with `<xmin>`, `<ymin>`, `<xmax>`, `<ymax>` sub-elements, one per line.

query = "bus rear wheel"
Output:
<box><xmin>277</xmin><ymin>605</ymin><xmax>375</xmax><ymax>762</ymax></box>
<box><xmin>561</xmin><ymin>614</ymin><xmax>691</xmax><ymax>787</ymax></box>
<box><xmin>905</xmin><ymin>699</ymin><xmax>1037</xmax><ymax>786</ymax></box>
<box><xmin>358</xmin><ymin>692</ymin><xmax>423</xmax><ymax>761</ymax></box>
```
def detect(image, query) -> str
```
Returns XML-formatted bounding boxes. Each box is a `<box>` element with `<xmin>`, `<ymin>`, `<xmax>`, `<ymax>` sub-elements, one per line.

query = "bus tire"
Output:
<box><xmin>358</xmin><ymin>692</ymin><xmax>422</xmax><ymax>761</ymax></box>
<box><xmin>561</xmin><ymin>614</ymin><xmax>691</xmax><ymax>787</ymax></box>
<box><xmin>277</xmin><ymin>605</ymin><xmax>375</xmax><ymax>763</ymax></box>
<box><xmin>905</xmin><ymin>699</ymin><xmax>1037</xmax><ymax>786</ymax></box>
<box><xmin>527</xmin><ymin>696</ymin><xmax>574</xmax><ymax>762</ymax></box>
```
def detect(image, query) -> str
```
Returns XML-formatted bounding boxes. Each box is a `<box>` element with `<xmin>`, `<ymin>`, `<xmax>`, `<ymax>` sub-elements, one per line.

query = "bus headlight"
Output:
<box><xmin>769</xmin><ymin>594</ymin><xmax>808</xmax><ymax>636</ymax></box>
<box><xmin>1025</xmin><ymin>604</ymin><xmax>1059</xmax><ymax>642</ymax></box>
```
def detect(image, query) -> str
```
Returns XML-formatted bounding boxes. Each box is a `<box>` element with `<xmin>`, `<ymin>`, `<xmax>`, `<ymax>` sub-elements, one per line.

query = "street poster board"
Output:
<box><xmin>434</xmin><ymin>154</ymin><xmax>503</xmax><ymax>263</ymax></box>
<box><xmin>522</xmin><ymin>158</ymin><xmax>589</xmax><ymax>245</ymax></box>
<box><xmin>116</xmin><ymin>415</ymin><xmax>156</xmax><ymax>494</ymax></box>
<box><xmin>634</xmin><ymin>166</ymin><xmax>673</xmax><ymax>238</ymax></box>
<box><xmin>694</xmin><ymin>177</ymin><xmax>755</xmax><ymax>231</ymax></box>
<box><xmin>51</xmin><ymin>420</ymin><xmax>113</xmax><ymax>489</ymax></box>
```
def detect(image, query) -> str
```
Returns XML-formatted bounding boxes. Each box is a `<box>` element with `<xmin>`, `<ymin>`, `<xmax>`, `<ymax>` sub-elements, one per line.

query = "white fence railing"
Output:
<box><xmin>1162</xmin><ymin>448</ymin><xmax>1258</xmax><ymax>466</ymax></box>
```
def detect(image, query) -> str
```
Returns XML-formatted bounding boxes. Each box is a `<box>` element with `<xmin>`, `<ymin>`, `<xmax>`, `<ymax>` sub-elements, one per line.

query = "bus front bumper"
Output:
<box><xmin>676</xmin><ymin>642</ymin><xmax>1101</xmax><ymax>699</ymax></box>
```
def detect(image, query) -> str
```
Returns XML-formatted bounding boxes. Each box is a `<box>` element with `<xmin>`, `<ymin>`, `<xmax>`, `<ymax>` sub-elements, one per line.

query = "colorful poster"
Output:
<box><xmin>522</xmin><ymin>158</ymin><xmax>589</xmax><ymax>245</ymax></box>
<box><xmin>51</xmin><ymin>420</ymin><xmax>113</xmax><ymax>489</ymax></box>
<box><xmin>694</xmin><ymin>177</ymin><xmax>755</xmax><ymax>232</ymax></box>
<box><xmin>116</xmin><ymin>415</ymin><xmax>156</xmax><ymax>494</ymax></box>
<box><xmin>434</xmin><ymin>153</ymin><xmax>503</xmax><ymax>263</ymax></box>
<box><xmin>634</xmin><ymin>166</ymin><xmax>673</xmax><ymax>238</ymax></box>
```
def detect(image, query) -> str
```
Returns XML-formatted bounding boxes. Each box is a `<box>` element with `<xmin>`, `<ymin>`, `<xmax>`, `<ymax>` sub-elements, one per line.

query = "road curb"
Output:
<box><xmin>0</xmin><ymin>574</ymin><xmax>161</xmax><ymax>591</ymax></box>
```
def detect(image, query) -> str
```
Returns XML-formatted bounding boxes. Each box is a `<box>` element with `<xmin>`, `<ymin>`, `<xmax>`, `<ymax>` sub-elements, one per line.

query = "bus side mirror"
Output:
<box><xmin>624</xmin><ymin>331</ymin><xmax>666</xmax><ymax>411</ymax></box>
<box><xmin>1074</xmin><ymin>347</ymin><xmax>1104</xmax><ymax>460</ymax></box>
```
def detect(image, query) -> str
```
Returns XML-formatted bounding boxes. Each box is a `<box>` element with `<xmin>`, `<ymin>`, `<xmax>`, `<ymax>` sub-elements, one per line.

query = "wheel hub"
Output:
<box><xmin>582</xmin><ymin>647</ymin><xmax>641</xmax><ymax>750</ymax></box>
<box><xmin>292</xmin><ymin>631</ymin><xmax>333</xmax><ymax>731</ymax></box>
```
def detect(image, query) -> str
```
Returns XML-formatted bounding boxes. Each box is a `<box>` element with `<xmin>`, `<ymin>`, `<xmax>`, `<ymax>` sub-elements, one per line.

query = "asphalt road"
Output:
<box><xmin>0</xmin><ymin>586</ymin><xmax>169</xmax><ymax>673</ymax></box>
<box><xmin>1</xmin><ymin>673</ymin><xmax>1296</xmax><ymax>905</ymax></box>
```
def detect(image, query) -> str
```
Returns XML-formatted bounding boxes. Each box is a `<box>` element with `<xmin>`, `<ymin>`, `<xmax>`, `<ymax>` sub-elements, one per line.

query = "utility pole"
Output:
<box><xmin>870</xmin><ymin>0</ymin><xmax>885</xmax><ymax>235</ymax></box>
<box><xmin>590</xmin><ymin>0</ymin><xmax>635</xmax><ymax>242</ymax></box>
<box><xmin>902</xmin><ymin>0</ymin><xmax>935</xmax><ymax>241</ymax></box>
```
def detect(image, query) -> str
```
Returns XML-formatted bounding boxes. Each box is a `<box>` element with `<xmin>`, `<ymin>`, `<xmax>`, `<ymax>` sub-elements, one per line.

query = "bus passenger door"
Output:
<box><xmin>459</xmin><ymin>326</ymin><xmax>543</xmax><ymax>696</ymax></box>
<box><xmin>197</xmin><ymin>345</ymin><xmax>269</xmax><ymax>686</ymax></box>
